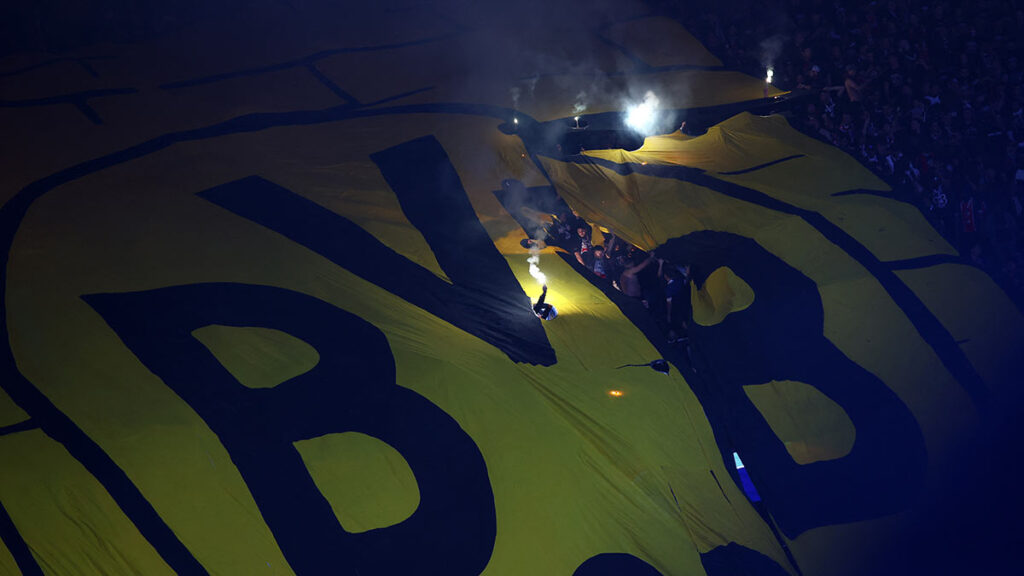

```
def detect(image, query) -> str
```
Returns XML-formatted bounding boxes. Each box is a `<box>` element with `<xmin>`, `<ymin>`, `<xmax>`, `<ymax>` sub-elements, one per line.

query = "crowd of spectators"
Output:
<box><xmin>683</xmin><ymin>0</ymin><xmax>1024</xmax><ymax>305</ymax></box>
<box><xmin>541</xmin><ymin>211</ymin><xmax>694</xmax><ymax>346</ymax></box>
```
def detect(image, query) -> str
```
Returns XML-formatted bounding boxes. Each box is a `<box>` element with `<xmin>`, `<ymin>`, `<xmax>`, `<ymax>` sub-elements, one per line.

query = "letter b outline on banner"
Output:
<box><xmin>84</xmin><ymin>282</ymin><xmax>496</xmax><ymax>576</ymax></box>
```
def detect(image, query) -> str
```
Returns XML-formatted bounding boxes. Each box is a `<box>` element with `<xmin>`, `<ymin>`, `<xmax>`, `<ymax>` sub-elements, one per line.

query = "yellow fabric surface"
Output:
<box><xmin>0</xmin><ymin>387</ymin><xmax>28</xmax><ymax>428</ymax></box>
<box><xmin>896</xmin><ymin>263</ymin><xmax>1024</xmax><ymax>395</ymax></box>
<box><xmin>541</xmin><ymin>114</ymin><xmax>1019</xmax><ymax>573</ymax></box>
<box><xmin>192</xmin><ymin>325</ymin><xmax>321</xmax><ymax>390</ymax></box>
<box><xmin>545</xmin><ymin>123</ymin><xmax>993</xmax><ymax>468</ymax></box>
<box><xmin>0</xmin><ymin>430</ymin><xmax>173</xmax><ymax>575</ymax></box>
<box><xmin>691</xmin><ymin>266</ymin><xmax>755</xmax><ymax>326</ymax></box>
<box><xmin>1</xmin><ymin>2</ymin><xmax>1018</xmax><ymax>576</ymax></box>
<box><xmin>4</xmin><ymin>115</ymin><xmax>789</xmax><ymax>575</ymax></box>
<box><xmin>743</xmin><ymin>381</ymin><xmax>856</xmax><ymax>465</ymax></box>
<box><xmin>585</xmin><ymin>113</ymin><xmax>955</xmax><ymax>262</ymax></box>
<box><xmin>817</xmin><ymin>274</ymin><xmax>977</xmax><ymax>466</ymax></box>
<box><xmin>0</xmin><ymin>538</ymin><xmax>17</xmax><ymax>576</ymax></box>
<box><xmin>295</xmin><ymin>433</ymin><xmax>420</xmax><ymax>534</ymax></box>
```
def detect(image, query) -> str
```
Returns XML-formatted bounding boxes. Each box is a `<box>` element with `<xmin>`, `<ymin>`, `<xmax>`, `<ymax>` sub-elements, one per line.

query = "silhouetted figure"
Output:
<box><xmin>620</xmin><ymin>251</ymin><xmax>656</xmax><ymax>302</ymax></box>
<box><xmin>533</xmin><ymin>284</ymin><xmax>557</xmax><ymax>320</ymax></box>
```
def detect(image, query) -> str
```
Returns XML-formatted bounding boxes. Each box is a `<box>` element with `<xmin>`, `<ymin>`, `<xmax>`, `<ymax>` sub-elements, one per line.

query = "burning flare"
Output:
<box><xmin>625</xmin><ymin>91</ymin><xmax>660</xmax><ymax>135</ymax></box>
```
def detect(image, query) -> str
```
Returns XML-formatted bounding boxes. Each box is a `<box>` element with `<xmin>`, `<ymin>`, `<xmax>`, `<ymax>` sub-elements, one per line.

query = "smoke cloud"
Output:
<box><xmin>759</xmin><ymin>33</ymin><xmax>786</xmax><ymax>69</ymax></box>
<box><xmin>525</xmin><ymin>74</ymin><xmax>539</xmax><ymax>100</ymax></box>
<box><xmin>573</xmin><ymin>90</ymin><xmax>588</xmax><ymax>116</ymax></box>
<box><xmin>510</xmin><ymin>74</ymin><xmax>541</xmax><ymax>111</ymax></box>
<box><xmin>527</xmin><ymin>250</ymin><xmax>547</xmax><ymax>286</ymax></box>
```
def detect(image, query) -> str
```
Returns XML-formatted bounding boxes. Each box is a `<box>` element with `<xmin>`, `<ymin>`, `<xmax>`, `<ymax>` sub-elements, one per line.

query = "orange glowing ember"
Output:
<box><xmin>608</xmin><ymin>390</ymin><xmax>624</xmax><ymax>397</ymax></box>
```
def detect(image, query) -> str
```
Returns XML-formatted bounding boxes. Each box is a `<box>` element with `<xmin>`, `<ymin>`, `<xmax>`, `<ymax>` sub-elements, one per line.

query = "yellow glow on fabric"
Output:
<box><xmin>743</xmin><ymin>381</ymin><xmax>856</xmax><ymax>465</ymax></box>
<box><xmin>608</xmin><ymin>390</ymin><xmax>624</xmax><ymax>397</ymax></box>
<box><xmin>192</xmin><ymin>325</ymin><xmax>320</xmax><ymax>389</ymax></box>
<box><xmin>294</xmin><ymin>433</ymin><xmax>420</xmax><ymax>534</ymax></box>
<box><xmin>506</xmin><ymin>254</ymin><xmax>593</xmax><ymax>318</ymax></box>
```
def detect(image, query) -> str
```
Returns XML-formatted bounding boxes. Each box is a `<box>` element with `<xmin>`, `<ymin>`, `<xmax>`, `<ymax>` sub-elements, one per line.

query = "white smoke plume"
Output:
<box><xmin>759</xmin><ymin>33</ymin><xmax>787</xmax><ymax>70</ymax></box>
<box><xmin>527</xmin><ymin>252</ymin><xmax>546</xmax><ymax>285</ymax></box>
<box><xmin>573</xmin><ymin>90</ymin><xmax>587</xmax><ymax>115</ymax></box>
<box><xmin>525</xmin><ymin>74</ymin><xmax>539</xmax><ymax>100</ymax></box>
<box><xmin>525</xmin><ymin>226</ymin><xmax>547</xmax><ymax>285</ymax></box>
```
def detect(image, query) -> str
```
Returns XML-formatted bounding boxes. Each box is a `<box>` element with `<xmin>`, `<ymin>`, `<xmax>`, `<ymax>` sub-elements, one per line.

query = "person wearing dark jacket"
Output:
<box><xmin>533</xmin><ymin>285</ymin><xmax>558</xmax><ymax>320</ymax></box>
